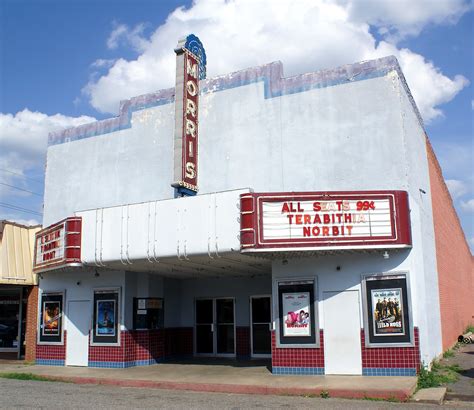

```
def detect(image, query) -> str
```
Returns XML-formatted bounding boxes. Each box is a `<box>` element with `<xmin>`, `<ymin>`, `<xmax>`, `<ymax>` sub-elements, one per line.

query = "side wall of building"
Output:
<box><xmin>397</xmin><ymin>78</ymin><xmax>442</xmax><ymax>364</ymax></box>
<box><xmin>426</xmin><ymin>140</ymin><xmax>474</xmax><ymax>350</ymax></box>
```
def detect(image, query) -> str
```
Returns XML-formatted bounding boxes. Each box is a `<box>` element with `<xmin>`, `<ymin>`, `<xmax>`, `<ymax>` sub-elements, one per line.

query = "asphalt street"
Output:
<box><xmin>0</xmin><ymin>379</ymin><xmax>473</xmax><ymax>409</ymax></box>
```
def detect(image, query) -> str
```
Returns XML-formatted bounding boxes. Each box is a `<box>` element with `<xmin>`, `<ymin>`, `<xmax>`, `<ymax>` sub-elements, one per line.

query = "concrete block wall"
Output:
<box><xmin>426</xmin><ymin>139</ymin><xmax>474</xmax><ymax>350</ymax></box>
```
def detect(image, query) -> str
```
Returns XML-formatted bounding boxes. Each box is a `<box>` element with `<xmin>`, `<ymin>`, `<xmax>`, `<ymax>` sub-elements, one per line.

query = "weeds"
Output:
<box><xmin>417</xmin><ymin>362</ymin><xmax>462</xmax><ymax>390</ymax></box>
<box><xmin>319</xmin><ymin>390</ymin><xmax>330</xmax><ymax>398</ymax></box>
<box><xmin>0</xmin><ymin>372</ymin><xmax>54</xmax><ymax>382</ymax></box>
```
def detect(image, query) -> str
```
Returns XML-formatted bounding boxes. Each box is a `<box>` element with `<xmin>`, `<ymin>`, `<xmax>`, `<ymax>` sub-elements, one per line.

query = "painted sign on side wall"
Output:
<box><xmin>240</xmin><ymin>191</ymin><xmax>411</xmax><ymax>251</ymax></box>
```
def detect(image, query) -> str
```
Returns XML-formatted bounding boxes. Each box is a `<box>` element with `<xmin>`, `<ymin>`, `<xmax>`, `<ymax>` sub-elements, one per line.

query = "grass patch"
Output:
<box><xmin>443</xmin><ymin>349</ymin><xmax>455</xmax><ymax>358</ymax></box>
<box><xmin>417</xmin><ymin>362</ymin><xmax>462</xmax><ymax>389</ymax></box>
<box><xmin>465</xmin><ymin>324</ymin><xmax>474</xmax><ymax>334</ymax></box>
<box><xmin>0</xmin><ymin>372</ymin><xmax>54</xmax><ymax>382</ymax></box>
<box><xmin>319</xmin><ymin>390</ymin><xmax>330</xmax><ymax>398</ymax></box>
<box><xmin>362</xmin><ymin>395</ymin><xmax>400</xmax><ymax>402</ymax></box>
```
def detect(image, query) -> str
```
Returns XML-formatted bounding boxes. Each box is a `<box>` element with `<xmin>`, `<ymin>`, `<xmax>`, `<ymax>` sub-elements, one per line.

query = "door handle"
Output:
<box><xmin>211</xmin><ymin>324</ymin><xmax>214</xmax><ymax>332</ymax></box>
<box><xmin>268</xmin><ymin>323</ymin><xmax>272</xmax><ymax>331</ymax></box>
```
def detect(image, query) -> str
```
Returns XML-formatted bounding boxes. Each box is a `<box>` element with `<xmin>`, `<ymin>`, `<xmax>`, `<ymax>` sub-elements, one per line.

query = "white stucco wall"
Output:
<box><xmin>43</xmin><ymin>73</ymin><xmax>409</xmax><ymax>226</ymax></box>
<box><xmin>39</xmin><ymin>269</ymin><xmax>126</xmax><ymax>331</ymax></box>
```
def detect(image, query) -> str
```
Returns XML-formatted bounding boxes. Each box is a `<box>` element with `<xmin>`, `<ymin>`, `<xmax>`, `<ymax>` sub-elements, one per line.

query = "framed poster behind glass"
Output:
<box><xmin>363</xmin><ymin>273</ymin><xmax>413</xmax><ymax>346</ymax></box>
<box><xmin>277</xmin><ymin>280</ymin><xmax>317</xmax><ymax>346</ymax></box>
<box><xmin>38</xmin><ymin>292</ymin><xmax>64</xmax><ymax>344</ymax></box>
<box><xmin>92</xmin><ymin>289</ymin><xmax>120</xmax><ymax>345</ymax></box>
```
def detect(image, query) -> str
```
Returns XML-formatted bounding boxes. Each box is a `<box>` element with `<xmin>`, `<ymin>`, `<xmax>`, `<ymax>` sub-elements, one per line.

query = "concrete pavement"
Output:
<box><xmin>0</xmin><ymin>359</ymin><xmax>417</xmax><ymax>401</ymax></box>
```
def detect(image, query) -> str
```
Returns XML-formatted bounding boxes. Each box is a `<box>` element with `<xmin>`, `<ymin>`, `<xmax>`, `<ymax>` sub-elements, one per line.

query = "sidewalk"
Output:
<box><xmin>441</xmin><ymin>343</ymin><xmax>474</xmax><ymax>402</ymax></box>
<box><xmin>0</xmin><ymin>359</ymin><xmax>417</xmax><ymax>401</ymax></box>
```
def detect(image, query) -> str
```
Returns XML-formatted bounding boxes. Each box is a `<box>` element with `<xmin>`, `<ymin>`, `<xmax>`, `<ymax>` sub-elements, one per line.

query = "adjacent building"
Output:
<box><xmin>0</xmin><ymin>220</ymin><xmax>41</xmax><ymax>360</ymax></box>
<box><xmin>32</xmin><ymin>35</ymin><xmax>473</xmax><ymax>375</ymax></box>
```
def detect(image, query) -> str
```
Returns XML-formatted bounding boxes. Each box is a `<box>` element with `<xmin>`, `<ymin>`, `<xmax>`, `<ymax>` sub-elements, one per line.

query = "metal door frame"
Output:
<box><xmin>194</xmin><ymin>297</ymin><xmax>236</xmax><ymax>358</ymax></box>
<box><xmin>249</xmin><ymin>295</ymin><xmax>272</xmax><ymax>358</ymax></box>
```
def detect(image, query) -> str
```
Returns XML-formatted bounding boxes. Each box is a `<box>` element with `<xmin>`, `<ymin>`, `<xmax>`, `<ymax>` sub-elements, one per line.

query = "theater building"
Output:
<box><xmin>33</xmin><ymin>35</ymin><xmax>473</xmax><ymax>375</ymax></box>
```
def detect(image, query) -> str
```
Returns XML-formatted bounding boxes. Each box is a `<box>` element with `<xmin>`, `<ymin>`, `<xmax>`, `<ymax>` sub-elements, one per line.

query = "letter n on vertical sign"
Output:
<box><xmin>172</xmin><ymin>37</ymin><xmax>203</xmax><ymax>196</ymax></box>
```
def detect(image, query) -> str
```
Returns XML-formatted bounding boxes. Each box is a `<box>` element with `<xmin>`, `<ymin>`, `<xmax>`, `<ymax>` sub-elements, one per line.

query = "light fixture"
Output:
<box><xmin>383</xmin><ymin>251</ymin><xmax>390</xmax><ymax>259</ymax></box>
<box><xmin>94</xmin><ymin>270</ymin><xmax>100</xmax><ymax>277</ymax></box>
<box><xmin>282</xmin><ymin>259</ymin><xmax>288</xmax><ymax>265</ymax></box>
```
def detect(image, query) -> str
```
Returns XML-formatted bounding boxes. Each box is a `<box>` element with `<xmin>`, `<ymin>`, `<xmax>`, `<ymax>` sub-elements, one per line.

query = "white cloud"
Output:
<box><xmin>461</xmin><ymin>199</ymin><xmax>474</xmax><ymax>212</ymax></box>
<box><xmin>446</xmin><ymin>179</ymin><xmax>469</xmax><ymax>199</ymax></box>
<box><xmin>0</xmin><ymin>109</ymin><xmax>95</xmax><ymax>189</ymax></box>
<box><xmin>90</xmin><ymin>58</ymin><xmax>117</xmax><ymax>69</ymax></box>
<box><xmin>83</xmin><ymin>0</ymin><xmax>470</xmax><ymax>124</ymax></box>
<box><xmin>106</xmin><ymin>22</ymin><xmax>150</xmax><ymax>52</ymax></box>
<box><xmin>338</xmin><ymin>0</ymin><xmax>471</xmax><ymax>41</ymax></box>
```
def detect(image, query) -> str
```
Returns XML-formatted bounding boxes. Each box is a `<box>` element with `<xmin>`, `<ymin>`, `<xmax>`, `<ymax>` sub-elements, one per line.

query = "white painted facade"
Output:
<box><xmin>38</xmin><ymin>55</ymin><xmax>442</xmax><ymax>372</ymax></box>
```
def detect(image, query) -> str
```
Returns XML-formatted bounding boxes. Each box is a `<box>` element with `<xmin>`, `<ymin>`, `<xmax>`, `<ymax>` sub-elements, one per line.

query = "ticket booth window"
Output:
<box><xmin>133</xmin><ymin>298</ymin><xmax>164</xmax><ymax>330</ymax></box>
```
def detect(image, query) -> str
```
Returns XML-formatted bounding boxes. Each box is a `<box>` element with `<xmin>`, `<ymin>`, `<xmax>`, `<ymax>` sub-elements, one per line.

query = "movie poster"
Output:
<box><xmin>92</xmin><ymin>289</ymin><xmax>120</xmax><ymax>345</ymax></box>
<box><xmin>38</xmin><ymin>292</ymin><xmax>64</xmax><ymax>344</ymax></box>
<box><xmin>95</xmin><ymin>300</ymin><xmax>116</xmax><ymax>336</ymax></box>
<box><xmin>42</xmin><ymin>301</ymin><xmax>61</xmax><ymax>336</ymax></box>
<box><xmin>364</xmin><ymin>275</ymin><xmax>412</xmax><ymax>345</ymax></box>
<box><xmin>371</xmin><ymin>288</ymin><xmax>405</xmax><ymax>336</ymax></box>
<box><xmin>282</xmin><ymin>292</ymin><xmax>311</xmax><ymax>337</ymax></box>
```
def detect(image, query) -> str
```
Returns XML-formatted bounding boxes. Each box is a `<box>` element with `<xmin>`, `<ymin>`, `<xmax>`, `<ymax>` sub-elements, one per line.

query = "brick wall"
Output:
<box><xmin>361</xmin><ymin>328</ymin><xmax>420</xmax><ymax>376</ymax></box>
<box><xmin>271</xmin><ymin>330</ymin><xmax>325</xmax><ymax>374</ymax></box>
<box><xmin>236</xmin><ymin>326</ymin><xmax>250</xmax><ymax>358</ymax></box>
<box><xmin>24</xmin><ymin>286</ymin><xmax>38</xmax><ymax>362</ymax></box>
<box><xmin>426</xmin><ymin>139</ymin><xmax>474</xmax><ymax>350</ymax></box>
<box><xmin>36</xmin><ymin>331</ymin><xmax>66</xmax><ymax>365</ymax></box>
<box><xmin>164</xmin><ymin>327</ymin><xmax>193</xmax><ymax>357</ymax></box>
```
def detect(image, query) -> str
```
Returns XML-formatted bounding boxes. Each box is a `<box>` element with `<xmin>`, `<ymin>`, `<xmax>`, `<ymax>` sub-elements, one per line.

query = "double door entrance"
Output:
<box><xmin>195</xmin><ymin>298</ymin><xmax>235</xmax><ymax>356</ymax></box>
<box><xmin>195</xmin><ymin>296</ymin><xmax>272</xmax><ymax>358</ymax></box>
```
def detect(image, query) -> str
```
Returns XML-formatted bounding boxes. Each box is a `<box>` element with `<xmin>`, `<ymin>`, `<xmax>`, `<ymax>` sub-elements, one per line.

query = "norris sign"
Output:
<box><xmin>172</xmin><ymin>34</ymin><xmax>207</xmax><ymax>196</ymax></box>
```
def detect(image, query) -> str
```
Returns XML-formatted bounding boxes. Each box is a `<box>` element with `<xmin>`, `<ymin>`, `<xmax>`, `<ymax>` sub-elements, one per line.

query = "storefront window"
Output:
<box><xmin>0</xmin><ymin>289</ymin><xmax>20</xmax><ymax>350</ymax></box>
<box><xmin>363</xmin><ymin>273</ymin><xmax>413</xmax><ymax>346</ymax></box>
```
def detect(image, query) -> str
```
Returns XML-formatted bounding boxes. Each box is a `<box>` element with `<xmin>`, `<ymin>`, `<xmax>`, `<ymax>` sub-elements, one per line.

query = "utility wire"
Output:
<box><xmin>0</xmin><ymin>182</ymin><xmax>42</xmax><ymax>196</ymax></box>
<box><xmin>0</xmin><ymin>202</ymin><xmax>43</xmax><ymax>216</ymax></box>
<box><xmin>0</xmin><ymin>168</ymin><xmax>43</xmax><ymax>184</ymax></box>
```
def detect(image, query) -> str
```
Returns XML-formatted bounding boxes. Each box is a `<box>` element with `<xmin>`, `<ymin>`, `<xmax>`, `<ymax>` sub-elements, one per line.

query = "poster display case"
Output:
<box><xmin>92</xmin><ymin>288</ymin><xmax>120</xmax><ymax>345</ymax></box>
<box><xmin>38</xmin><ymin>291</ymin><xmax>64</xmax><ymax>344</ymax></box>
<box><xmin>362</xmin><ymin>273</ymin><xmax>413</xmax><ymax>347</ymax></box>
<box><xmin>276</xmin><ymin>280</ymin><xmax>318</xmax><ymax>347</ymax></box>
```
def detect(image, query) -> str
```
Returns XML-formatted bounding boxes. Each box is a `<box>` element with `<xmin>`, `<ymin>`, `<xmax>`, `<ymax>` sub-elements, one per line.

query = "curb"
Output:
<box><xmin>33</xmin><ymin>374</ymin><xmax>414</xmax><ymax>401</ymax></box>
<box><xmin>411</xmin><ymin>387</ymin><xmax>447</xmax><ymax>405</ymax></box>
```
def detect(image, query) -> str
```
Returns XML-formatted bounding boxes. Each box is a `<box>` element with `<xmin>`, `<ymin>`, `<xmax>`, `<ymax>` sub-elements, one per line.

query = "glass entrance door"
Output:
<box><xmin>195</xmin><ymin>299</ymin><xmax>214</xmax><ymax>354</ymax></box>
<box><xmin>250</xmin><ymin>296</ymin><xmax>271</xmax><ymax>357</ymax></box>
<box><xmin>195</xmin><ymin>298</ymin><xmax>235</xmax><ymax>356</ymax></box>
<box><xmin>216</xmin><ymin>298</ymin><xmax>235</xmax><ymax>356</ymax></box>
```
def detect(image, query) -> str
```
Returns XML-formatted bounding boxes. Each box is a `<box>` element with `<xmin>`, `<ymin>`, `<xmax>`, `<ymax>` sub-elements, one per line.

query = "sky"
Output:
<box><xmin>0</xmin><ymin>0</ymin><xmax>472</xmax><ymax>249</ymax></box>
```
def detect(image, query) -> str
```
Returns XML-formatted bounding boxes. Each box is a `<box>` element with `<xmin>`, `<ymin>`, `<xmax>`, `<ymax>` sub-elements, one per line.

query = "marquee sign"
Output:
<box><xmin>240</xmin><ymin>191</ymin><xmax>411</xmax><ymax>251</ymax></box>
<box><xmin>33</xmin><ymin>217</ymin><xmax>82</xmax><ymax>272</ymax></box>
<box><xmin>171</xmin><ymin>34</ymin><xmax>207</xmax><ymax>196</ymax></box>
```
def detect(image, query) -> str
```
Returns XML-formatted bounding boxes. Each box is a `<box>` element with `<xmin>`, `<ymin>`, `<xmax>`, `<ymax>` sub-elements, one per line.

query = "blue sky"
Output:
<box><xmin>0</xmin><ymin>0</ymin><xmax>472</xmax><ymax>249</ymax></box>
